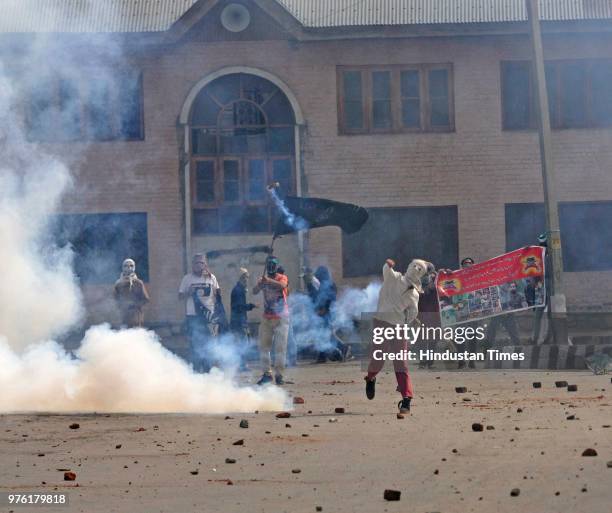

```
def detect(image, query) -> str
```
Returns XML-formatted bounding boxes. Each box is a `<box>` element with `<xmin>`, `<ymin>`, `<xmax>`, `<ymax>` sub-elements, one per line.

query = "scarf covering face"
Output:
<box><xmin>117</xmin><ymin>258</ymin><xmax>138</xmax><ymax>286</ymax></box>
<box><xmin>403</xmin><ymin>259</ymin><xmax>430</xmax><ymax>294</ymax></box>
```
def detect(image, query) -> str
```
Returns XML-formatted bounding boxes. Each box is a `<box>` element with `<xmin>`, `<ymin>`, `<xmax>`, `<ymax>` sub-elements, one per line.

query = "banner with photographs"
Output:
<box><xmin>436</xmin><ymin>246</ymin><xmax>546</xmax><ymax>327</ymax></box>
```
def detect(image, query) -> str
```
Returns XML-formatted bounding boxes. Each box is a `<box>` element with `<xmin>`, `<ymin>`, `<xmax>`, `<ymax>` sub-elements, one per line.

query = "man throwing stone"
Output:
<box><xmin>364</xmin><ymin>258</ymin><xmax>430</xmax><ymax>414</ymax></box>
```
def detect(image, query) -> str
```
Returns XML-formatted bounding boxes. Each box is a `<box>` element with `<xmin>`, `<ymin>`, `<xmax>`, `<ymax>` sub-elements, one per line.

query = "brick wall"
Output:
<box><xmin>43</xmin><ymin>29</ymin><xmax>612</xmax><ymax>325</ymax></box>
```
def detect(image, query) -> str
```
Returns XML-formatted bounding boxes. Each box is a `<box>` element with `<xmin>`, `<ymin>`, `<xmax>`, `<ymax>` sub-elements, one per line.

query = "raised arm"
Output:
<box><xmin>382</xmin><ymin>258</ymin><xmax>402</xmax><ymax>282</ymax></box>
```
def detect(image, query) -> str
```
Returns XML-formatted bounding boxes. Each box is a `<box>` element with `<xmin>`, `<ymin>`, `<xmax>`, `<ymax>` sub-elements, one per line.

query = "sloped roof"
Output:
<box><xmin>0</xmin><ymin>0</ymin><xmax>610</xmax><ymax>33</ymax></box>
<box><xmin>0</xmin><ymin>0</ymin><xmax>198</xmax><ymax>33</ymax></box>
<box><xmin>277</xmin><ymin>0</ymin><xmax>612</xmax><ymax>27</ymax></box>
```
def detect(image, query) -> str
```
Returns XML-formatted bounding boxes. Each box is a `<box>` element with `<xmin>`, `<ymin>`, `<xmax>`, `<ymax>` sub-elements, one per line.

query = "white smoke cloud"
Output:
<box><xmin>0</xmin><ymin>13</ymin><xmax>287</xmax><ymax>414</ymax></box>
<box><xmin>333</xmin><ymin>281</ymin><xmax>381</xmax><ymax>328</ymax></box>
<box><xmin>0</xmin><ymin>64</ymin><xmax>83</xmax><ymax>350</ymax></box>
<box><xmin>0</xmin><ymin>325</ymin><xmax>286</xmax><ymax>413</ymax></box>
<box><xmin>286</xmin><ymin>281</ymin><xmax>381</xmax><ymax>355</ymax></box>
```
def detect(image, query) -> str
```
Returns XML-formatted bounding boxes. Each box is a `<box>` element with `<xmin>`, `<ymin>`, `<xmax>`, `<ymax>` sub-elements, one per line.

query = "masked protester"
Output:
<box><xmin>365</xmin><ymin>258</ymin><xmax>430</xmax><ymax>414</ymax></box>
<box><xmin>253</xmin><ymin>256</ymin><xmax>290</xmax><ymax>385</ymax></box>
<box><xmin>113</xmin><ymin>258</ymin><xmax>150</xmax><ymax>328</ymax></box>
<box><xmin>178</xmin><ymin>254</ymin><xmax>221</xmax><ymax>373</ymax></box>
<box><xmin>304</xmin><ymin>266</ymin><xmax>349</xmax><ymax>363</ymax></box>
<box><xmin>230</xmin><ymin>268</ymin><xmax>257</xmax><ymax>371</ymax></box>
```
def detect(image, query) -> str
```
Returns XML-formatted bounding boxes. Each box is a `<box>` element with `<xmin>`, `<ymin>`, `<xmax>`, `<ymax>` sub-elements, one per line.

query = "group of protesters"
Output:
<box><xmin>112</xmin><ymin>236</ymin><xmax>549</xmax><ymax>398</ymax></box>
<box><xmin>364</xmin><ymin>242</ymin><xmax>550</xmax><ymax>413</ymax></box>
<box><xmin>113</xmin><ymin>252</ymin><xmax>349</xmax><ymax>386</ymax></box>
<box><xmin>416</xmin><ymin>251</ymin><xmax>550</xmax><ymax>371</ymax></box>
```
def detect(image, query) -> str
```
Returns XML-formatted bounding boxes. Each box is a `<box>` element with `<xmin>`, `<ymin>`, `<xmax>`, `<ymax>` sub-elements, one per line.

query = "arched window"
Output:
<box><xmin>190</xmin><ymin>73</ymin><xmax>296</xmax><ymax>234</ymax></box>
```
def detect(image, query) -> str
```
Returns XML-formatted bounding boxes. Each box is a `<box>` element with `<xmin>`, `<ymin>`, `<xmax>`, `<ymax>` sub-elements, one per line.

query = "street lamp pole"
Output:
<box><xmin>525</xmin><ymin>0</ymin><xmax>568</xmax><ymax>344</ymax></box>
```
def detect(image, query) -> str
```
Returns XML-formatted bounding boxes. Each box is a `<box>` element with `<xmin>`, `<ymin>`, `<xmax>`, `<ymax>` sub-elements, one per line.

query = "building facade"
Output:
<box><xmin>3</xmin><ymin>0</ymin><xmax>612</xmax><ymax>327</ymax></box>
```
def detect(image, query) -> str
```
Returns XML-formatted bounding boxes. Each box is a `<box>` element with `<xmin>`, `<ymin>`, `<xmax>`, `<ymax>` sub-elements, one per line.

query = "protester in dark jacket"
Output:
<box><xmin>304</xmin><ymin>266</ymin><xmax>349</xmax><ymax>363</ymax></box>
<box><xmin>230</xmin><ymin>268</ymin><xmax>256</xmax><ymax>371</ymax></box>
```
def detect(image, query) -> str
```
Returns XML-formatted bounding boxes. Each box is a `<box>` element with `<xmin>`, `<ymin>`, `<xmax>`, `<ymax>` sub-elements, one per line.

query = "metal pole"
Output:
<box><xmin>526</xmin><ymin>0</ymin><xmax>568</xmax><ymax>344</ymax></box>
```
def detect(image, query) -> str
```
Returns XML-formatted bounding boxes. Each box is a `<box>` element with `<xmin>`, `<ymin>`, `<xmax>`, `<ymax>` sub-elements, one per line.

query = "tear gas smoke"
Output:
<box><xmin>0</xmin><ymin>65</ymin><xmax>83</xmax><ymax>350</ymax></box>
<box><xmin>0</xmin><ymin>325</ymin><xmax>285</xmax><ymax>413</ymax></box>
<box><xmin>333</xmin><ymin>282</ymin><xmax>381</xmax><ymax>328</ymax></box>
<box><xmin>0</xmin><ymin>30</ymin><xmax>286</xmax><ymax>414</ymax></box>
<box><xmin>268</xmin><ymin>187</ymin><xmax>308</xmax><ymax>232</ymax></box>
<box><xmin>288</xmin><ymin>282</ymin><xmax>381</xmax><ymax>354</ymax></box>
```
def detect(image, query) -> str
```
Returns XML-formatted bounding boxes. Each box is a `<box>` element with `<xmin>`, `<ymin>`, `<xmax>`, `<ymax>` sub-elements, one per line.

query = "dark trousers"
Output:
<box><xmin>314</xmin><ymin>315</ymin><xmax>347</xmax><ymax>362</ymax></box>
<box><xmin>487</xmin><ymin>314</ymin><xmax>520</xmax><ymax>346</ymax></box>
<box><xmin>231</xmin><ymin>324</ymin><xmax>251</xmax><ymax>368</ymax></box>
<box><xmin>186</xmin><ymin>315</ymin><xmax>216</xmax><ymax>372</ymax></box>
<box><xmin>316</xmin><ymin>335</ymin><xmax>348</xmax><ymax>362</ymax></box>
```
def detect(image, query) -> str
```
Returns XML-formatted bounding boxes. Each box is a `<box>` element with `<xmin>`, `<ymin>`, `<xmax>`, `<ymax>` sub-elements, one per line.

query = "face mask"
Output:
<box><xmin>405</xmin><ymin>260</ymin><xmax>428</xmax><ymax>281</ymax></box>
<box><xmin>122</xmin><ymin>259</ymin><xmax>135</xmax><ymax>276</ymax></box>
<box><xmin>266</xmin><ymin>259</ymin><xmax>278</xmax><ymax>276</ymax></box>
<box><xmin>192</xmin><ymin>260</ymin><xmax>206</xmax><ymax>275</ymax></box>
<box><xmin>421</xmin><ymin>274</ymin><xmax>432</xmax><ymax>288</ymax></box>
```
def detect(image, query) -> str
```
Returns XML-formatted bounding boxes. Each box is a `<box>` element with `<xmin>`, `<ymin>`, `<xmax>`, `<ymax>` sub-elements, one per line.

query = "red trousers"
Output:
<box><xmin>366</xmin><ymin>319</ymin><xmax>414</xmax><ymax>398</ymax></box>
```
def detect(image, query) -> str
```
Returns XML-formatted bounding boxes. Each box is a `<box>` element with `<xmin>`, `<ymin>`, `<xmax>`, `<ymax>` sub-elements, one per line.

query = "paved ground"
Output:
<box><xmin>1</xmin><ymin>362</ymin><xmax>611</xmax><ymax>513</ymax></box>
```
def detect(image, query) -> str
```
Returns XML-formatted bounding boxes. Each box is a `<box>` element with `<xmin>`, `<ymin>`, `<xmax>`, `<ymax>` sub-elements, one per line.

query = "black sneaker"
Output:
<box><xmin>274</xmin><ymin>374</ymin><xmax>285</xmax><ymax>385</ymax></box>
<box><xmin>257</xmin><ymin>373</ymin><xmax>273</xmax><ymax>386</ymax></box>
<box><xmin>365</xmin><ymin>377</ymin><xmax>376</xmax><ymax>400</ymax></box>
<box><xmin>398</xmin><ymin>397</ymin><xmax>411</xmax><ymax>414</ymax></box>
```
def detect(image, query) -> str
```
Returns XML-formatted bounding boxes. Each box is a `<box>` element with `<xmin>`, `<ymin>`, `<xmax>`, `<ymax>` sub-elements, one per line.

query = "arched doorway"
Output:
<box><xmin>186</xmin><ymin>72</ymin><xmax>299</xmax><ymax>236</ymax></box>
<box><xmin>178</xmin><ymin>68</ymin><xmax>304</xmax><ymax>294</ymax></box>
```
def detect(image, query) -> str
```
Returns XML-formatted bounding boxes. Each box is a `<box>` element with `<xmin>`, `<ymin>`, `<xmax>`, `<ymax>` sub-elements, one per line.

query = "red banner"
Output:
<box><xmin>436</xmin><ymin>247</ymin><xmax>546</xmax><ymax>327</ymax></box>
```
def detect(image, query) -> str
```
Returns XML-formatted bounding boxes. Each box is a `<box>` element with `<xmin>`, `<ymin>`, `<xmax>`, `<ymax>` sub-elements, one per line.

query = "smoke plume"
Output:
<box><xmin>0</xmin><ymin>64</ymin><xmax>83</xmax><ymax>349</ymax></box>
<box><xmin>0</xmin><ymin>19</ymin><xmax>286</xmax><ymax>414</ymax></box>
<box><xmin>0</xmin><ymin>325</ymin><xmax>285</xmax><ymax>413</ymax></box>
<box><xmin>268</xmin><ymin>187</ymin><xmax>309</xmax><ymax>232</ymax></box>
<box><xmin>288</xmin><ymin>280</ymin><xmax>381</xmax><ymax>354</ymax></box>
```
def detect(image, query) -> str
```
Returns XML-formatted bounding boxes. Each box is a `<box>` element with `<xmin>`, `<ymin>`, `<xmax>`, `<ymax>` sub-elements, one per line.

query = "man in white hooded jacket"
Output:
<box><xmin>364</xmin><ymin>258</ymin><xmax>430</xmax><ymax>414</ymax></box>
